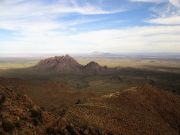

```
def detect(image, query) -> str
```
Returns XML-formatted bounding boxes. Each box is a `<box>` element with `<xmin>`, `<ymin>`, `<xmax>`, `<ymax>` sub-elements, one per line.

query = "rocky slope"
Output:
<box><xmin>0</xmin><ymin>85</ymin><xmax>54</xmax><ymax>134</ymax></box>
<box><xmin>68</xmin><ymin>85</ymin><xmax>180</xmax><ymax>135</ymax></box>
<box><xmin>35</xmin><ymin>55</ymin><xmax>82</xmax><ymax>73</ymax></box>
<box><xmin>83</xmin><ymin>61</ymin><xmax>108</xmax><ymax>74</ymax></box>
<box><xmin>0</xmin><ymin>83</ymin><xmax>180</xmax><ymax>135</ymax></box>
<box><xmin>0</xmin><ymin>84</ymin><xmax>112</xmax><ymax>135</ymax></box>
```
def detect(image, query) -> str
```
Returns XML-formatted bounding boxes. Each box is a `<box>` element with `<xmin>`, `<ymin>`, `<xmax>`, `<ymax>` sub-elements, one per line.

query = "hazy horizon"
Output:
<box><xmin>0</xmin><ymin>52</ymin><xmax>180</xmax><ymax>59</ymax></box>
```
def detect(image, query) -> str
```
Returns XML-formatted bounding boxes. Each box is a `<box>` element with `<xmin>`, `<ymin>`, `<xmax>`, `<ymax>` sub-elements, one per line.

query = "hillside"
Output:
<box><xmin>0</xmin><ymin>84</ymin><xmax>116</xmax><ymax>135</ymax></box>
<box><xmin>0</xmin><ymin>83</ymin><xmax>180</xmax><ymax>135</ymax></box>
<box><xmin>0</xmin><ymin>84</ymin><xmax>54</xmax><ymax>134</ymax></box>
<box><xmin>68</xmin><ymin>85</ymin><xmax>180</xmax><ymax>135</ymax></box>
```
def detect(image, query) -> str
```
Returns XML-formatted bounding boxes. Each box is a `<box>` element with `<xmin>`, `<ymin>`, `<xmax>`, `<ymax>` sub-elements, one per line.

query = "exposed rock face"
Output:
<box><xmin>84</xmin><ymin>61</ymin><xmax>108</xmax><ymax>74</ymax></box>
<box><xmin>36</xmin><ymin>55</ymin><xmax>82</xmax><ymax>73</ymax></box>
<box><xmin>0</xmin><ymin>85</ymin><xmax>55</xmax><ymax>134</ymax></box>
<box><xmin>35</xmin><ymin>55</ymin><xmax>109</xmax><ymax>74</ymax></box>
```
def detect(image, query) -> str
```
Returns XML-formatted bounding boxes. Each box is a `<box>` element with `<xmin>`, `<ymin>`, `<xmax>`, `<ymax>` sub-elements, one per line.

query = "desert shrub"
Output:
<box><xmin>46</xmin><ymin>127</ymin><xmax>55</xmax><ymax>135</ymax></box>
<box><xmin>75</xmin><ymin>99</ymin><xmax>81</xmax><ymax>105</ymax></box>
<box><xmin>2</xmin><ymin>120</ymin><xmax>15</xmax><ymax>132</ymax></box>
<box><xmin>66</xmin><ymin>125</ymin><xmax>76</xmax><ymax>134</ymax></box>
<box><xmin>107</xmin><ymin>131</ymin><xmax>113</xmax><ymax>135</ymax></box>
<box><xmin>15</xmin><ymin>122</ymin><xmax>21</xmax><ymax>128</ymax></box>
<box><xmin>0</xmin><ymin>94</ymin><xmax>5</xmax><ymax>105</ymax></box>
<box><xmin>46</xmin><ymin>127</ymin><xmax>63</xmax><ymax>135</ymax></box>
<box><xmin>59</xmin><ymin>108</ymin><xmax>67</xmax><ymax>117</ymax></box>
<box><xmin>30</xmin><ymin>108</ymin><xmax>42</xmax><ymax>125</ymax></box>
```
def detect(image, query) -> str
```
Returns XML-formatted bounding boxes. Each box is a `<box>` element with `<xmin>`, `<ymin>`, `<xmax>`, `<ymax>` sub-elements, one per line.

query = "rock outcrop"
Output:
<box><xmin>36</xmin><ymin>55</ymin><xmax>82</xmax><ymax>73</ymax></box>
<box><xmin>0</xmin><ymin>85</ymin><xmax>112</xmax><ymax>135</ymax></box>
<box><xmin>35</xmin><ymin>55</ymin><xmax>109</xmax><ymax>74</ymax></box>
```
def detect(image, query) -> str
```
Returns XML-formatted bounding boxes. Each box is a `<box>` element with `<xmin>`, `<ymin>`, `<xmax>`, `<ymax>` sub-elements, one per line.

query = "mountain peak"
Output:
<box><xmin>64</xmin><ymin>54</ymin><xmax>71</xmax><ymax>58</ymax></box>
<box><xmin>86</xmin><ymin>61</ymin><xmax>100</xmax><ymax>67</ymax></box>
<box><xmin>35</xmin><ymin>55</ymin><xmax>82</xmax><ymax>73</ymax></box>
<box><xmin>84</xmin><ymin>61</ymin><xmax>108</xmax><ymax>74</ymax></box>
<box><xmin>38</xmin><ymin>55</ymin><xmax>79</xmax><ymax>65</ymax></box>
<box><xmin>34</xmin><ymin>55</ymin><xmax>110</xmax><ymax>74</ymax></box>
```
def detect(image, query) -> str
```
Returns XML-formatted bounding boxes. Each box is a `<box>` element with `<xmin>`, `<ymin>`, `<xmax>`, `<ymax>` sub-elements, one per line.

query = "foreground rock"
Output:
<box><xmin>0</xmin><ymin>83</ymin><xmax>180</xmax><ymax>135</ymax></box>
<box><xmin>68</xmin><ymin>85</ymin><xmax>180</xmax><ymax>135</ymax></box>
<box><xmin>0</xmin><ymin>85</ymin><xmax>55</xmax><ymax>134</ymax></box>
<box><xmin>0</xmin><ymin>85</ymin><xmax>111</xmax><ymax>135</ymax></box>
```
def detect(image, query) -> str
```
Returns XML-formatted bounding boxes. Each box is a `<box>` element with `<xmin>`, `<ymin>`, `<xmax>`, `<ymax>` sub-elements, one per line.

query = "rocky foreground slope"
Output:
<box><xmin>0</xmin><ymin>84</ymin><xmax>112</xmax><ymax>135</ymax></box>
<box><xmin>67</xmin><ymin>85</ymin><xmax>180</xmax><ymax>135</ymax></box>
<box><xmin>0</xmin><ymin>84</ymin><xmax>180</xmax><ymax>135</ymax></box>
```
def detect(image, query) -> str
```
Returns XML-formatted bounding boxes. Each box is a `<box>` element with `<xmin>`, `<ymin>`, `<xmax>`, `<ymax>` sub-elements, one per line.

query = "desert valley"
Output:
<box><xmin>0</xmin><ymin>54</ymin><xmax>180</xmax><ymax>135</ymax></box>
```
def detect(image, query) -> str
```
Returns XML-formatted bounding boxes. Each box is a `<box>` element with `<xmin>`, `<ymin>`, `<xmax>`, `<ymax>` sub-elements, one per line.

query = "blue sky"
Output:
<box><xmin>0</xmin><ymin>0</ymin><xmax>180</xmax><ymax>56</ymax></box>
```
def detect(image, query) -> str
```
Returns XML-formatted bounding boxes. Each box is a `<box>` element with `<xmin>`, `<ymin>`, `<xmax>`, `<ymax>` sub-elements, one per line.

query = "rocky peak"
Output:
<box><xmin>38</xmin><ymin>55</ymin><xmax>80</xmax><ymax>66</ymax></box>
<box><xmin>35</xmin><ymin>55</ymin><xmax>82</xmax><ymax>73</ymax></box>
<box><xmin>35</xmin><ymin>55</ymin><xmax>110</xmax><ymax>74</ymax></box>
<box><xmin>86</xmin><ymin>61</ymin><xmax>100</xmax><ymax>67</ymax></box>
<box><xmin>83</xmin><ymin>61</ymin><xmax>108</xmax><ymax>74</ymax></box>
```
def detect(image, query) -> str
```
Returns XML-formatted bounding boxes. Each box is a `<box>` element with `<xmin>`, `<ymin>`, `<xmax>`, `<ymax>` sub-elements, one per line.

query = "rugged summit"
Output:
<box><xmin>84</xmin><ymin>61</ymin><xmax>107</xmax><ymax>74</ymax></box>
<box><xmin>35</xmin><ymin>55</ymin><xmax>109</xmax><ymax>74</ymax></box>
<box><xmin>36</xmin><ymin>55</ymin><xmax>82</xmax><ymax>73</ymax></box>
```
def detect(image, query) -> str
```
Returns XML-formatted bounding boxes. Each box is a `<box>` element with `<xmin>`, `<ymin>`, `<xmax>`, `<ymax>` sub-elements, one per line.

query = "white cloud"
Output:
<box><xmin>147</xmin><ymin>15</ymin><xmax>180</xmax><ymax>24</ymax></box>
<box><xmin>0</xmin><ymin>0</ymin><xmax>124</xmax><ymax>19</ymax></box>
<box><xmin>1</xmin><ymin>25</ymin><xmax>180</xmax><ymax>54</ymax></box>
<box><xmin>145</xmin><ymin>0</ymin><xmax>180</xmax><ymax>25</ymax></box>
<box><xmin>129</xmin><ymin>0</ymin><xmax>166</xmax><ymax>3</ymax></box>
<box><xmin>0</xmin><ymin>0</ymin><xmax>180</xmax><ymax>54</ymax></box>
<box><xmin>0</xmin><ymin>0</ymin><xmax>126</xmax><ymax>32</ymax></box>
<box><xmin>129</xmin><ymin>0</ymin><xmax>180</xmax><ymax>7</ymax></box>
<box><xmin>169</xmin><ymin>0</ymin><xmax>180</xmax><ymax>7</ymax></box>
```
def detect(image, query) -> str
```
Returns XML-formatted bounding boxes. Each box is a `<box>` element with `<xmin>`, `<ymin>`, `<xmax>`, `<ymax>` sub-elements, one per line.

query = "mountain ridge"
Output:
<box><xmin>35</xmin><ymin>55</ymin><xmax>109</xmax><ymax>74</ymax></box>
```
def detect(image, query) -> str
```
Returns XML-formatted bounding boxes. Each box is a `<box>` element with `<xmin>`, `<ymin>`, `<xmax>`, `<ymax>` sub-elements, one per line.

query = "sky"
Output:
<box><xmin>0</xmin><ymin>0</ymin><xmax>180</xmax><ymax>56</ymax></box>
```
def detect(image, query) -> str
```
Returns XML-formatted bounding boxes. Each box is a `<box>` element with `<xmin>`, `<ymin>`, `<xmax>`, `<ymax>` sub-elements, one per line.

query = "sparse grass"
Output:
<box><xmin>0</xmin><ymin>58</ymin><xmax>39</xmax><ymax>69</ymax></box>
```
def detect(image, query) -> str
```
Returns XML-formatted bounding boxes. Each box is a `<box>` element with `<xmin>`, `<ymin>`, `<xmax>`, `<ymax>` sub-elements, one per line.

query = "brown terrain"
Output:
<box><xmin>0</xmin><ymin>83</ymin><xmax>180</xmax><ymax>135</ymax></box>
<box><xmin>0</xmin><ymin>55</ymin><xmax>180</xmax><ymax>135</ymax></box>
